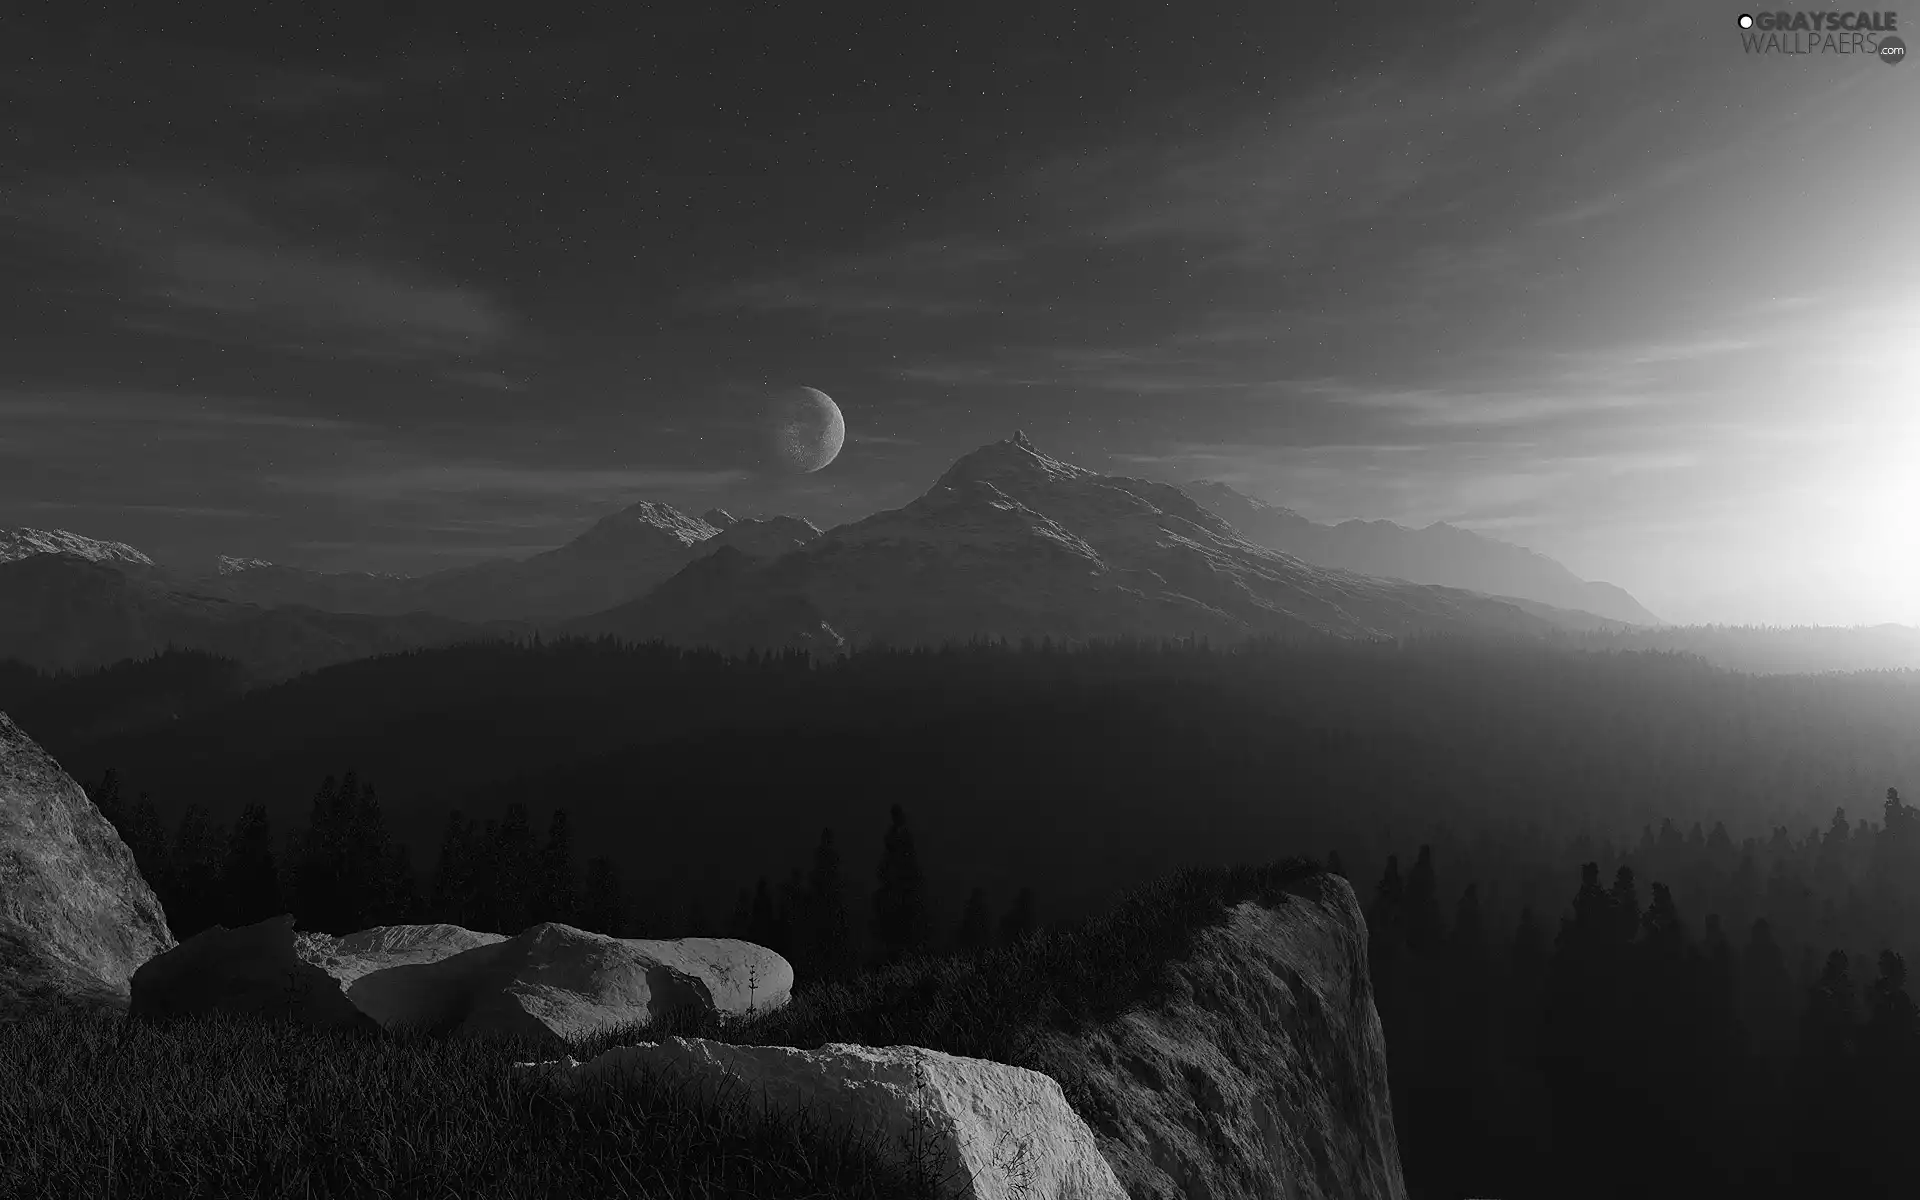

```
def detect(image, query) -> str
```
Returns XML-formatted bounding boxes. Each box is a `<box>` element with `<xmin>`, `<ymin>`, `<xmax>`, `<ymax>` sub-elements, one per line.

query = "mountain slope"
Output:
<box><xmin>196</xmin><ymin>501</ymin><xmax>728</xmax><ymax>621</ymax></box>
<box><xmin>1184</xmin><ymin>481</ymin><xmax>1661</xmax><ymax>625</ymax></box>
<box><xmin>0</xmin><ymin>554</ymin><xmax>510</xmax><ymax>679</ymax></box>
<box><xmin>575</xmin><ymin>433</ymin><xmax>1568</xmax><ymax>649</ymax></box>
<box><xmin>0</xmin><ymin>528</ymin><xmax>154</xmax><ymax>570</ymax></box>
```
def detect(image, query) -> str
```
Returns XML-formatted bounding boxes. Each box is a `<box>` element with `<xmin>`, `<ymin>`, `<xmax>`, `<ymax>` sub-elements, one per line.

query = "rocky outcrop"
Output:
<box><xmin>517</xmin><ymin>1038</ymin><xmax>1129</xmax><ymax>1200</ymax></box>
<box><xmin>1046</xmin><ymin>871</ymin><xmax>1406</xmax><ymax>1200</ymax></box>
<box><xmin>0</xmin><ymin>711</ymin><xmax>174</xmax><ymax>1017</ymax></box>
<box><xmin>130</xmin><ymin>916</ymin><xmax>792</xmax><ymax>1044</ymax></box>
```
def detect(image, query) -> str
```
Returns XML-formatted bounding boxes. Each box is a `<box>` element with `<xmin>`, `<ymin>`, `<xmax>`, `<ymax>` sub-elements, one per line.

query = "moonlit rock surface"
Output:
<box><xmin>131</xmin><ymin>917</ymin><xmax>791</xmax><ymax>1044</ymax></box>
<box><xmin>0</xmin><ymin>527</ymin><xmax>154</xmax><ymax>567</ymax></box>
<box><xmin>516</xmin><ymin>1037</ymin><xmax>1128</xmax><ymax>1200</ymax></box>
<box><xmin>0</xmin><ymin>712</ymin><xmax>175</xmax><ymax>1017</ymax></box>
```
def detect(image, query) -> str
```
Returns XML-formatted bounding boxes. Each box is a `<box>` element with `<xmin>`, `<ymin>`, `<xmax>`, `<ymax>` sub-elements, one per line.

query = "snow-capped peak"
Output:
<box><xmin>0</xmin><ymin>527</ymin><xmax>154</xmax><ymax>567</ymax></box>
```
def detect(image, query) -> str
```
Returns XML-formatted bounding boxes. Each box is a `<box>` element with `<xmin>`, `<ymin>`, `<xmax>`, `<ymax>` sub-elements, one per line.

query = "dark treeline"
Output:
<box><xmin>1558</xmin><ymin>622</ymin><xmax>1920</xmax><ymax>675</ymax></box>
<box><xmin>22</xmin><ymin>636</ymin><xmax>1920</xmax><ymax>937</ymax></box>
<box><xmin>86</xmin><ymin>768</ymin><xmax>1041</xmax><ymax>983</ymax></box>
<box><xmin>1361</xmin><ymin>788</ymin><xmax>1920</xmax><ymax>1199</ymax></box>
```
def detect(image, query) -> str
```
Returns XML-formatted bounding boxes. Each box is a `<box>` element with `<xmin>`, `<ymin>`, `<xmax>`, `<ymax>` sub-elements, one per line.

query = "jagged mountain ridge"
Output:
<box><xmin>0</xmin><ymin>554</ymin><xmax>517</xmax><ymax>680</ymax></box>
<box><xmin>182</xmin><ymin>504</ymin><xmax>823</xmax><ymax>621</ymax></box>
<box><xmin>1183</xmin><ymin>480</ymin><xmax>1661</xmax><ymax>626</ymax></box>
<box><xmin>572</xmin><ymin>432</ymin><xmax>1579</xmax><ymax>649</ymax></box>
<box><xmin>0</xmin><ymin>528</ymin><xmax>154</xmax><ymax>569</ymax></box>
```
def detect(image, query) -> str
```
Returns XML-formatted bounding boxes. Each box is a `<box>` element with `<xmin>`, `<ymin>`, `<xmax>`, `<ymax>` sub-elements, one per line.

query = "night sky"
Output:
<box><xmin>4</xmin><ymin>3</ymin><xmax>1914</xmax><ymax>624</ymax></box>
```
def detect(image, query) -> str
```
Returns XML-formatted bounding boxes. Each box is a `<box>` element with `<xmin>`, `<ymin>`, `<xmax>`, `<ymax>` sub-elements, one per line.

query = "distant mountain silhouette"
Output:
<box><xmin>572</xmin><ymin>432</ymin><xmax>1591</xmax><ymax>649</ymax></box>
<box><xmin>0</xmin><ymin>554</ymin><xmax>514</xmax><ymax>678</ymax></box>
<box><xmin>191</xmin><ymin>504</ymin><xmax>826</xmax><ymax>622</ymax></box>
<box><xmin>1183</xmin><ymin>480</ymin><xmax>1661</xmax><ymax>625</ymax></box>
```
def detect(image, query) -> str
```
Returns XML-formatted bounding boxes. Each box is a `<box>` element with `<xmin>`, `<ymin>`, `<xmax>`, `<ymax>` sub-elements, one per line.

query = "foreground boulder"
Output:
<box><xmin>0</xmin><ymin>712</ymin><xmax>174</xmax><ymax>1018</ymax></box>
<box><xmin>516</xmin><ymin>1037</ymin><xmax>1128</xmax><ymax>1200</ymax></box>
<box><xmin>1048</xmin><ymin>871</ymin><xmax>1406</xmax><ymax>1200</ymax></box>
<box><xmin>131</xmin><ymin>916</ymin><xmax>791</xmax><ymax>1043</ymax></box>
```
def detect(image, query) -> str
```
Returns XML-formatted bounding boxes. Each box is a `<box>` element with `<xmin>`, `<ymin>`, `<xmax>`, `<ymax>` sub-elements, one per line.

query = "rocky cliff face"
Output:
<box><xmin>0</xmin><ymin>711</ymin><xmax>175</xmax><ymax>1018</ymax></box>
<box><xmin>1044</xmin><ymin>871</ymin><xmax>1406</xmax><ymax>1200</ymax></box>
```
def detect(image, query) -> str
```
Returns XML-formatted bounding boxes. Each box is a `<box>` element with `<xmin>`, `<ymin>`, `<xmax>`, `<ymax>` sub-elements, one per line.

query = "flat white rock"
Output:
<box><xmin>132</xmin><ymin>917</ymin><xmax>791</xmax><ymax>1043</ymax></box>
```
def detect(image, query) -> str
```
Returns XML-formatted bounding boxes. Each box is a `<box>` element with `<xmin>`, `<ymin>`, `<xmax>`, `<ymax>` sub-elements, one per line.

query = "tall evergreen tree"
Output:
<box><xmin>1369</xmin><ymin>855</ymin><xmax>1405</xmax><ymax>954</ymax></box>
<box><xmin>954</xmin><ymin>886</ymin><xmax>993</xmax><ymax>954</ymax></box>
<box><xmin>289</xmin><ymin>774</ymin><xmax>346</xmax><ymax>930</ymax></box>
<box><xmin>1404</xmin><ymin>845</ymin><xmax>1442</xmax><ymax>953</ymax></box>
<box><xmin>746</xmin><ymin>876</ymin><xmax>780</xmax><ymax>950</ymax></box>
<box><xmin>167</xmin><ymin>803</ymin><xmax>226</xmax><ymax>937</ymax></box>
<box><xmin>488</xmin><ymin>802</ymin><xmax>540</xmax><ymax>933</ymax></box>
<box><xmin>87</xmin><ymin>768</ymin><xmax>126</xmax><ymax>835</ymax></box>
<box><xmin>871</xmin><ymin>804</ymin><xmax>930</xmax><ymax>963</ymax></box>
<box><xmin>123</xmin><ymin>791</ymin><xmax>172</xmax><ymax>899</ymax></box>
<box><xmin>998</xmin><ymin>886</ymin><xmax>1037</xmax><ymax>944</ymax></box>
<box><xmin>532</xmin><ymin>807</ymin><xmax>578</xmax><ymax>925</ymax></box>
<box><xmin>578</xmin><ymin>855</ymin><xmax>626</xmax><ymax>936</ymax></box>
<box><xmin>804</xmin><ymin>827</ymin><xmax>854</xmax><ymax>976</ymax></box>
<box><xmin>219</xmin><ymin>802</ymin><xmax>282</xmax><ymax>927</ymax></box>
<box><xmin>429</xmin><ymin>809</ymin><xmax>477</xmax><ymax>925</ymax></box>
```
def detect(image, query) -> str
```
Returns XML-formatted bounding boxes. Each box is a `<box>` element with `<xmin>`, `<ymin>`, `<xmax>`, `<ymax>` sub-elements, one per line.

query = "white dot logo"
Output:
<box><xmin>1738</xmin><ymin>13</ymin><xmax>1754</xmax><ymax>28</ymax></box>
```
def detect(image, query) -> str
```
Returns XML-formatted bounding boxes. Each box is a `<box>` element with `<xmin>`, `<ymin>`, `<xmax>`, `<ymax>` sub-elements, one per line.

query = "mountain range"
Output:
<box><xmin>1181</xmin><ymin>481</ymin><xmax>1660</xmax><ymax>626</ymax></box>
<box><xmin>571</xmin><ymin>433</ymin><xmax>1590</xmax><ymax>650</ymax></box>
<box><xmin>0</xmin><ymin>434</ymin><xmax>1660</xmax><ymax>675</ymax></box>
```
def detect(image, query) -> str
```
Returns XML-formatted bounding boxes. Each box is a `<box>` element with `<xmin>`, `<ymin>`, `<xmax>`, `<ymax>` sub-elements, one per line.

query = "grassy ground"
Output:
<box><xmin>1</xmin><ymin>858</ymin><xmax>1324</xmax><ymax>1199</ymax></box>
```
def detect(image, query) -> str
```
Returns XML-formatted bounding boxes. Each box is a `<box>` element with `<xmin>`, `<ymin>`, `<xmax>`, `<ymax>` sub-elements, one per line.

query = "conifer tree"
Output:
<box><xmin>746</xmin><ymin>877</ymin><xmax>780</xmax><ymax>949</ymax></box>
<box><xmin>806</xmin><ymin>827</ymin><xmax>854</xmax><ymax>975</ymax></box>
<box><xmin>429</xmin><ymin>809</ymin><xmax>476</xmax><ymax>925</ymax></box>
<box><xmin>123</xmin><ymin>791</ymin><xmax>172</xmax><ymax>898</ymax></box>
<box><xmin>578</xmin><ymin>856</ymin><xmax>626</xmax><ymax>936</ymax></box>
<box><xmin>220</xmin><ymin>802</ymin><xmax>282</xmax><ymax>927</ymax></box>
<box><xmin>289</xmin><ymin>774</ymin><xmax>345</xmax><ymax>930</ymax></box>
<box><xmin>954</xmin><ymin>886</ymin><xmax>993</xmax><ymax>953</ymax></box>
<box><xmin>871</xmin><ymin>804</ymin><xmax>930</xmax><ymax>963</ymax></box>
<box><xmin>533</xmin><ymin>807</ymin><xmax>577</xmax><ymax>925</ymax></box>
<box><xmin>88</xmin><ymin>768</ymin><xmax>125</xmax><ymax>835</ymax></box>
<box><xmin>489</xmin><ymin>802</ymin><xmax>540</xmax><ymax>934</ymax></box>
<box><xmin>167</xmin><ymin>803</ymin><xmax>225</xmax><ymax>937</ymax></box>
<box><xmin>1404</xmin><ymin>845</ymin><xmax>1442</xmax><ymax>953</ymax></box>
<box><xmin>998</xmin><ymin>886</ymin><xmax>1037</xmax><ymax>944</ymax></box>
<box><xmin>1369</xmin><ymin>855</ymin><xmax>1405</xmax><ymax>953</ymax></box>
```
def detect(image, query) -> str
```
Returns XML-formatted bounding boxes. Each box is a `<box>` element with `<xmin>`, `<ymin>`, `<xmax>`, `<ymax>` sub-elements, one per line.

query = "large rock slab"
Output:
<box><xmin>517</xmin><ymin>1036</ymin><xmax>1128</xmax><ymax>1200</ymax></box>
<box><xmin>0</xmin><ymin>711</ymin><xmax>174</xmax><ymax>1018</ymax></box>
<box><xmin>1043</xmin><ymin>871</ymin><xmax>1407</xmax><ymax>1200</ymax></box>
<box><xmin>130</xmin><ymin>916</ymin><xmax>791</xmax><ymax>1043</ymax></box>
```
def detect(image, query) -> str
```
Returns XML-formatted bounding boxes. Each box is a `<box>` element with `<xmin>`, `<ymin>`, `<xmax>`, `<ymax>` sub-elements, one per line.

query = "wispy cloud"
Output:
<box><xmin>1302</xmin><ymin>381</ymin><xmax>1656</xmax><ymax>428</ymax></box>
<box><xmin>3</xmin><ymin>173</ymin><xmax>513</xmax><ymax>363</ymax></box>
<box><xmin>705</xmin><ymin>239</ymin><xmax>1017</xmax><ymax>319</ymax></box>
<box><xmin>270</xmin><ymin>462</ymin><xmax>751</xmax><ymax>503</ymax></box>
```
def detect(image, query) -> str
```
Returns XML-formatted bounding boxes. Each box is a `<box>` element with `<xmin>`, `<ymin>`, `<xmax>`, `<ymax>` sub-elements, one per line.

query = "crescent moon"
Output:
<box><xmin>767</xmin><ymin>386</ymin><xmax>846</xmax><ymax>474</ymax></box>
